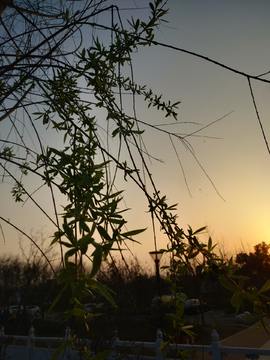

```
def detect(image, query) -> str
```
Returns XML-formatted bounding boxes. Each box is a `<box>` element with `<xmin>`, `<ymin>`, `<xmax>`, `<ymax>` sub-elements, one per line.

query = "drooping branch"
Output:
<box><xmin>247</xmin><ymin>77</ymin><xmax>270</xmax><ymax>155</ymax></box>
<box><xmin>150</xmin><ymin>38</ymin><xmax>270</xmax><ymax>84</ymax></box>
<box><xmin>73</xmin><ymin>20</ymin><xmax>270</xmax><ymax>84</ymax></box>
<box><xmin>0</xmin><ymin>215</ymin><xmax>56</xmax><ymax>276</ymax></box>
<box><xmin>0</xmin><ymin>0</ymin><xmax>64</xmax><ymax>18</ymax></box>
<box><xmin>0</xmin><ymin>0</ymin><xmax>12</xmax><ymax>17</ymax></box>
<box><xmin>0</xmin><ymin>83</ymin><xmax>35</xmax><ymax>123</ymax></box>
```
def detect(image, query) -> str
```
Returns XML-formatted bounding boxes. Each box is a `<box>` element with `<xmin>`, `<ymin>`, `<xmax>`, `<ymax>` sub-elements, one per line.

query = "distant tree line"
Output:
<box><xmin>235</xmin><ymin>242</ymin><xmax>270</xmax><ymax>289</ymax></box>
<box><xmin>0</xmin><ymin>255</ymin><xmax>55</xmax><ymax>312</ymax></box>
<box><xmin>1</xmin><ymin>241</ymin><xmax>270</xmax><ymax>331</ymax></box>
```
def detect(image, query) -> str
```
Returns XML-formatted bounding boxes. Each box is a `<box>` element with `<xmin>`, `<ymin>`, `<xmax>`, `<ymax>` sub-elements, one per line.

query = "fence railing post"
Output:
<box><xmin>109</xmin><ymin>328</ymin><xmax>119</xmax><ymax>360</ymax></box>
<box><xmin>27</xmin><ymin>326</ymin><xmax>35</xmax><ymax>360</ymax></box>
<box><xmin>155</xmin><ymin>328</ymin><xmax>164</xmax><ymax>360</ymax></box>
<box><xmin>211</xmin><ymin>329</ymin><xmax>222</xmax><ymax>360</ymax></box>
<box><xmin>0</xmin><ymin>326</ymin><xmax>5</xmax><ymax>336</ymax></box>
<box><xmin>27</xmin><ymin>326</ymin><xmax>35</xmax><ymax>348</ymax></box>
<box><xmin>62</xmin><ymin>326</ymin><xmax>71</xmax><ymax>360</ymax></box>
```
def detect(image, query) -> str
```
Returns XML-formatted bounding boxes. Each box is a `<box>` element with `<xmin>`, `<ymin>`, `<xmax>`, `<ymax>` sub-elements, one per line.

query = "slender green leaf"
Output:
<box><xmin>121</xmin><ymin>228</ymin><xmax>147</xmax><ymax>237</ymax></box>
<box><xmin>160</xmin><ymin>296</ymin><xmax>170</xmax><ymax>303</ymax></box>
<box><xmin>159</xmin><ymin>340</ymin><xmax>171</xmax><ymax>351</ymax></box>
<box><xmin>88</xmin><ymin>279</ymin><xmax>115</xmax><ymax>305</ymax></box>
<box><xmin>192</xmin><ymin>226</ymin><xmax>207</xmax><ymax>235</ymax></box>
<box><xmin>97</xmin><ymin>226</ymin><xmax>111</xmax><ymax>242</ymax></box>
<box><xmin>231</xmin><ymin>275</ymin><xmax>250</xmax><ymax>281</ymax></box>
<box><xmin>65</xmin><ymin>248</ymin><xmax>77</xmax><ymax>263</ymax></box>
<box><xmin>50</xmin><ymin>231</ymin><xmax>64</xmax><ymax>245</ymax></box>
<box><xmin>208</xmin><ymin>237</ymin><xmax>212</xmax><ymax>251</ymax></box>
<box><xmin>239</xmin><ymin>276</ymin><xmax>246</xmax><ymax>289</ymax></box>
<box><xmin>89</xmin><ymin>246</ymin><xmax>102</xmax><ymax>278</ymax></box>
<box><xmin>76</xmin><ymin>233</ymin><xmax>94</xmax><ymax>248</ymax></box>
<box><xmin>259</xmin><ymin>279</ymin><xmax>270</xmax><ymax>294</ymax></box>
<box><xmin>51</xmin><ymin>339</ymin><xmax>71</xmax><ymax>360</ymax></box>
<box><xmin>79</xmin><ymin>220</ymin><xmax>90</xmax><ymax>233</ymax></box>
<box><xmin>47</xmin><ymin>282</ymin><xmax>69</xmax><ymax>313</ymax></box>
<box><xmin>219</xmin><ymin>276</ymin><xmax>239</xmax><ymax>291</ymax></box>
<box><xmin>188</xmin><ymin>250</ymin><xmax>199</xmax><ymax>259</ymax></box>
<box><xmin>59</xmin><ymin>241</ymin><xmax>74</xmax><ymax>248</ymax></box>
<box><xmin>64</xmin><ymin>307</ymin><xmax>86</xmax><ymax>318</ymax></box>
<box><xmin>231</xmin><ymin>290</ymin><xmax>242</xmax><ymax>312</ymax></box>
<box><xmin>180</xmin><ymin>349</ymin><xmax>198</xmax><ymax>358</ymax></box>
<box><xmin>90</xmin><ymin>350</ymin><xmax>112</xmax><ymax>360</ymax></box>
<box><xmin>63</xmin><ymin>223</ymin><xmax>74</xmax><ymax>243</ymax></box>
<box><xmin>73</xmin><ymin>280</ymin><xmax>86</xmax><ymax>298</ymax></box>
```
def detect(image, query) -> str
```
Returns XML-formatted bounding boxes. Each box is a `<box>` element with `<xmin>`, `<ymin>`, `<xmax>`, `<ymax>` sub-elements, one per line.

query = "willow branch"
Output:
<box><xmin>0</xmin><ymin>0</ymin><xmax>64</xmax><ymax>18</ymax></box>
<box><xmin>0</xmin><ymin>216</ymin><xmax>56</xmax><ymax>276</ymax></box>
<box><xmin>0</xmin><ymin>83</ymin><xmax>35</xmax><ymax>123</ymax></box>
<box><xmin>247</xmin><ymin>77</ymin><xmax>270</xmax><ymax>154</ymax></box>
<box><xmin>0</xmin><ymin>0</ymin><xmax>12</xmax><ymax>17</ymax></box>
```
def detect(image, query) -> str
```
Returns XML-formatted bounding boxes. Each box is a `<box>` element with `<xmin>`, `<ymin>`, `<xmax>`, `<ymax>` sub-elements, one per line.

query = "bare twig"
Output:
<box><xmin>247</xmin><ymin>77</ymin><xmax>270</xmax><ymax>154</ymax></box>
<box><xmin>0</xmin><ymin>83</ymin><xmax>35</xmax><ymax>123</ymax></box>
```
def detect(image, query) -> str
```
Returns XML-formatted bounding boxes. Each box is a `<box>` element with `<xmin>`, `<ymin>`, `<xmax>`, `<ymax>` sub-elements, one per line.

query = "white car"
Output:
<box><xmin>84</xmin><ymin>303</ymin><xmax>95</xmax><ymax>314</ymax></box>
<box><xmin>9</xmin><ymin>305</ymin><xmax>24</xmax><ymax>315</ymax></box>
<box><xmin>26</xmin><ymin>305</ymin><xmax>41</xmax><ymax>316</ymax></box>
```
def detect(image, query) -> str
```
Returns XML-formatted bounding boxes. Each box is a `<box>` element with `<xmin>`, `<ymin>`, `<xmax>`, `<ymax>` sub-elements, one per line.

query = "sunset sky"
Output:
<box><xmin>1</xmin><ymin>0</ymin><xmax>270</xmax><ymax>269</ymax></box>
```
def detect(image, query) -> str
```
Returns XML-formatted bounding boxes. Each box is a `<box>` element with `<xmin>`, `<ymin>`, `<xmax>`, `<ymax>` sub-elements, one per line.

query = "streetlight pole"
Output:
<box><xmin>149</xmin><ymin>250</ymin><xmax>163</xmax><ymax>331</ymax></box>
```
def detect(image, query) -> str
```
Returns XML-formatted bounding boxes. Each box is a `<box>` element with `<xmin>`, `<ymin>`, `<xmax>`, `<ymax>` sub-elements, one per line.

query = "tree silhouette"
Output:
<box><xmin>236</xmin><ymin>242</ymin><xmax>270</xmax><ymax>288</ymax></box>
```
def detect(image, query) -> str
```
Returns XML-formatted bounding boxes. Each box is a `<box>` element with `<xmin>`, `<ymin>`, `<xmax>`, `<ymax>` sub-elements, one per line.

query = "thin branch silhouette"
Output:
<box><xmin>247</xmin><ymin>77</ymin><xmax>270</xmax><ymax>154</ymax></box>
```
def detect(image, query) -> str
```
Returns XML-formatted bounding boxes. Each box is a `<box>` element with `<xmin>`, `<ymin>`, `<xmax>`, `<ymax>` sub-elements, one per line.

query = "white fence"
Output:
<box><xmin>110</xmin><ymin>328</ymin><xmax>270</xmax><ymax>360</ymax></box>
<box><xmin>1</xmin><ymin>325</ymin><xmax>270</xmax><ymax>360</ymax></box>
<box><xmin>0</xmin><ymin>326</ymin><xmax>77</xmax><ymax>360</ymax></box>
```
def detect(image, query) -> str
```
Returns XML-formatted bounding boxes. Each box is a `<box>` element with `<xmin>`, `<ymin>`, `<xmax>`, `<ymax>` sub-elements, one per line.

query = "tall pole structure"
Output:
<box><xmin>149</xmin><ymin>250</ymin><xmax>163</xmax><ymax>332</ymax></box>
